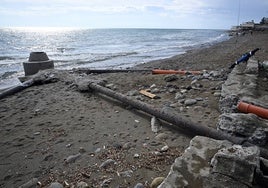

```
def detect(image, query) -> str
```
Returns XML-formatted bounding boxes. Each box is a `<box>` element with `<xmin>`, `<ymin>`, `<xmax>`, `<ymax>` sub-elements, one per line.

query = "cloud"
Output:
<box><xmin>0</xmin><ymin>0</ymin><xmax>214</xmax><ymax>15</ymax></box>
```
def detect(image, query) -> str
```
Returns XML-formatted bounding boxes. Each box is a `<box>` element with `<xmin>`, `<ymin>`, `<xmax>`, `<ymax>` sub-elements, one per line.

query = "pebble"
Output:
<box><xmin>99</xmin><ymin>159</ymin><xmax>116</xmax><ymax>168</ymax></box>
<box><xmin>77</xmin><ymin>181</ymin><xmax>89</xmax><ymax>188</ymax></box>
<box><xmin>151</xmin><ymin>116</ymin><xmax>161</xmax><ymax>133</ymax></box>
<box><xmin>175</xmin><ymin>92</ymin><xmax>185</xmax><ymax>100</ymax></box>
<box><xmin>19</xmin><ymin>178</ymin><xmax>39</xmax><ymax>188</ymax></box>
<box><xmin>184</xmin><ymin>99</ymin><xmax>197</xmax><ymax>106</ymax></box>
<box><xmin>155</xmin><ymin>133</ymin><xmax>168</xmax><ymax>141</ymax></box>
<box><xmin>64</xmin><ymin>153</ymin><xmax>81</xmax><ymax>164</ymax></box>
<box><xmin>100</xmin><ymin>178</ymin><xmax>113</xmax><ymax>187</ymax></box>
<box><xmin>33</xmin><ymin>132</ymin><xmax>40</xmax><ymax>136</ymax></box>
<box><xmin>134</xmin><ymin>183</ymin><xmax>145</xmax><ymax>188</ymax></box>
<box><xmin>214</xmin><ymin>92</ymin><xmax>221</xmax><ymax>97</ymax></box>
<box><xmin>150</xmin><ymin>84</ymin><xmax>157</xmax><ymax>88</ymax></box>
<box><xmin>119</xmin><ymin>170</ymin><xmax>133</xmax><ymax>177</ymax></box>
<box><xmin>95</xmin><ymin>148</ymin><xmax>101</xmax><ymax>153</ymax></box>
<box><xmin>79</xmin><ymin>147</ymin><xmax>86</xmax><ymax>153</ymax></box>
<box><xmin>164</xmin><ymin>75</ymin><xmax>178</xmax><ymax>82</ymax></box>
<box><xmin>160</xmin><ymin>145</ymin><xmax>169</xmax><ymax>152</ymax></box>
<box><xmin>48</xmin><ymin>182</ymin><xmax>63</xmax><ymax>188</ymax></box>
<box><xmin>134</xmin><ymin>153</ymin><xmax>140</xmax><ymax>158</ymax></box>
<box><xmin>122</xmin><ymin>142</ymin><xmax>132</xmax><ymax>150</ymax></box>
<box><xmin>127</xmin><ymin>90</ymin><xmax>139</xmax><ymax>96</ymax></box>
<box><xmin>150</xmin><ymin>177</ymin><xmax>165</xmax><ymax>188</ymax></box>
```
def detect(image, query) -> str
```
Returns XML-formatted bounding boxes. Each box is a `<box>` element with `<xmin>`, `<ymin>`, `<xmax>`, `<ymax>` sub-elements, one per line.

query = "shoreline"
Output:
<box><xmin>0</xmin><ymin>30</ymin><xmax>267</xmax><ymax>187</ymax></box>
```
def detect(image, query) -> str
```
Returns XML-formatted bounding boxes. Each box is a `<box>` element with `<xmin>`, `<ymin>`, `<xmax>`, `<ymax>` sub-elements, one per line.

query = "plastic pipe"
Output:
<box><xmin>237</xmin><ymin>101</ymin><xmax>268</xmax><ymax>119</ymax></box>
<box><xmin>152</xmin><ymin>69</ymin><xmax>201</xmax><ymax>75</ymax></box>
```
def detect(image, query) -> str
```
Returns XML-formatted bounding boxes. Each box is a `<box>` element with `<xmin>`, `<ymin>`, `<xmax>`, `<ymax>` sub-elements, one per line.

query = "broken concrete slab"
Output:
<box><xmin>158</xmin><ymin>136</ymin><xmax>232</xmax><ymax>188</ymax></box>
<box><xmin>217</xmin><ymin>113</ymin><xmax>268</xmax><ymax>146</ymax></box>
<box><xmin>211</xmin><ymin>145</ymin><xmax>260</xmax><ymax>186</ymax></box>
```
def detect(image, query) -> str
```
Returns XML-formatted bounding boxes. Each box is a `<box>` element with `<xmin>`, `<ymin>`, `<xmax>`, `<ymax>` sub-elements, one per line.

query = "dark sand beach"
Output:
<box><xmin>0</xmin><ymin>30</ymin><xmax>268</xmax><ymax>187</ymax></box>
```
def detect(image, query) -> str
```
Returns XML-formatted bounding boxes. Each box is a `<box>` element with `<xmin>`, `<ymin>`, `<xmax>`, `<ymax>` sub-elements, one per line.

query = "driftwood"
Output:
<box><xmin>139</xmin><ymin>90</ymin><xmax>159</xmax><ymax>99</ymax></box>
<box><xmin>87</xmin><ymin>81</ymin><xmax>268</xmax><ymax>158</ymax></box>
<box><xmin>0</xmin><ymin>79</ymin><xmax>34</xmax><ymax>100</ymax></box>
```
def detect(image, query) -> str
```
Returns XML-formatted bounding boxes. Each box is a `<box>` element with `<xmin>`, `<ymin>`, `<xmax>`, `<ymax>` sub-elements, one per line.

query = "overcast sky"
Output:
<box><xmin>0</xmin><ymin>0</ymin><xmax>267</xmax><ymax>29</ymax></box>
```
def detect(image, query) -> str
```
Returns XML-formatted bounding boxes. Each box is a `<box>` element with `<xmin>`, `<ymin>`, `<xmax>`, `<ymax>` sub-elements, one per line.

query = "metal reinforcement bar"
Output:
<box><xmin>88</xmin><ymin>81</ymin><xmax>268</xmax><ymax>158</ymax></box>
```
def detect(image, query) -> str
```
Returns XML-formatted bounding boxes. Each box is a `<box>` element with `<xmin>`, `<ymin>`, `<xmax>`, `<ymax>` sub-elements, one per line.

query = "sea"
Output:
<box><xmin>0</xmin><ymin>27</ymin><xmax>229</xmax><ymax>89</ymax></box>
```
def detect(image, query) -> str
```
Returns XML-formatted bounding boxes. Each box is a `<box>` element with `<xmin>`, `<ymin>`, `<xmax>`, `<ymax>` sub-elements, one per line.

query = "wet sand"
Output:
<box><xmin>0</xmin><ymin>30</ymin><xmax>268</xmax><ymax>187</ymax></box>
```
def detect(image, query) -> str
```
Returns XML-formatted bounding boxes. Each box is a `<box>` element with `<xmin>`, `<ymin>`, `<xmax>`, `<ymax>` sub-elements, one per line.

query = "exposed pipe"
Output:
<box><xmin>238</xmin><ymin>101</ymin><xmax>268</xmax><ymax>120</ymax></box>
<box><xmin>152</xmin><ymin>69</ymin><xmax>202</xmax><ymax>75</ymax></box>
<box><xmin>88</xmin><ymin>81</ymin><xmax>243</xmax><ymax>143</ymax></box>
<box><xmin>87</xmin><ymin>81</ymin><xmax>268</xmax><ymax>158</ymax></box>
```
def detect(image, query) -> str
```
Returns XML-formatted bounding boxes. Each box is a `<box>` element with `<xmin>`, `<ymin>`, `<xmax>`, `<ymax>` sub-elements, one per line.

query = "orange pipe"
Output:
<box><xmin>152</xmin><ymin>69</ymin><xmax>201</xmax><ymax>75</ymax></box>
<box><xmin>237</xmin><ymin>101</ymin><xmax>268</xmax><ymax>119</ymax></box>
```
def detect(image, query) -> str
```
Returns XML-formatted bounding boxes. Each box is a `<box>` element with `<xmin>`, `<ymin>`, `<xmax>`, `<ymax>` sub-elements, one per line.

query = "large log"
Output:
<box><xmin>87</xmin><ymin>81</ymin><xmax>268</xmax><ymax>158</ymax></box>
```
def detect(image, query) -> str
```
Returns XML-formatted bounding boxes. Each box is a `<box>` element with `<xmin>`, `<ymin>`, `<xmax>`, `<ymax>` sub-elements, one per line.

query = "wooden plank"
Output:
<box><xmin>139</xmin><ymin>89</ymin><xmax>159</xmax><ymax>99</ymax></box>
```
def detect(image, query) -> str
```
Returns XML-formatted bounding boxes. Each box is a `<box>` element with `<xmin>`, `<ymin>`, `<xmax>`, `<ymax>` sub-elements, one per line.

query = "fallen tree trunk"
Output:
<box><xmin>87</xmin><ymin>81</ymin><xmax>268</xmax><ymax>158</ymax></box>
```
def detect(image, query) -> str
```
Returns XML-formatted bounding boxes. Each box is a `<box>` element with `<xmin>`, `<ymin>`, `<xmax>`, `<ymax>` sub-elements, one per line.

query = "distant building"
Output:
<box><xmin>240</xmin><ymin>20</ymin><xmax>255</xmax><ymax>30</ymax></box>
<box><xmin>260</xmin><ymin>17</ymin><xmax>268</xmax><ymax>24</ymax></box>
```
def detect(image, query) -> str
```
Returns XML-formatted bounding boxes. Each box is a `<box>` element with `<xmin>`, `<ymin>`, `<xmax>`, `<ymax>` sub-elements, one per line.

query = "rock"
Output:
<box><xmin>151</xmin><ymin>88</ymin><xmax>160</xmax><ymax>94</ymax></box>
<box><xmin>184</xmin><ymin>99</ymin><xmax>197</xmax><ymax>106</ymax></box>
<box><xmin>244</xmin><ymin>58</ymin><xmax>259</xmax><ymax>74</ymax></box>
<box><xmin>122</xmin><ymin>142</ymin><xmax>133</xmax><ymax>150</ymax></box>
<box><xmin>203</xmin><ymin>173</ymin><xmax>248</xmax><ymax>188</ymax></box>
<box><xmin>127</xmin><ymin>90</ymin><xmax>139</xmax><ymax>96</ymax></box>
<box><xmin>160</xmin><ymin>145</ymin><xmax>169</xmax><ymax>152</ymax></box>
<box><xmin>155</xmin><ymin>133</ymin><xmax>169</xmax><ymax>141</ymax></box>
<box><xmin>150</xmin><ymin>84</ymin><xmax>157</xmax><ymax>88</ymax></box>
<box><xmin>79</xmin><ymin>147</ymin><xmax>86</xmax><ymax>153</ymax></box>
<box><xmin>19</xmin><ymin>178</ymin><xmax>39</xmax><ymax>188</ymax></box>
<box><xmin>158</xmin><ymin>136</ymin><xmax>232</xmax><ymax>188</ymax></box>
<box><xmin>210</xmin><ymin>70</ymin><xmax>221</xmax><ymax>78</ymax></box>
<box><xmin>164</xmin><ymin>75</ymin><xmax>178</xmax><ymax>82</ymax></box>
<box><xmin>134</xmin><ymin>183</ymin><xmax>144</xmax><ymax>188</ymax></box>
<box><xmin>119</xmin><ymin>170</ymin><xmax>133</xmax><ymax>177</ymax></box>
<box><xmin>76</xmin><ymin>80</ymin><xmax>90</xmax><ymax>92</ymax></box>
<box><xmin>211</xmin><ymin>145</ymin><xmax>260</xmax><ymax>186</ymax></box>
<box><xmin>151</xmin><ymin>116</ymin><xmax>161</xmax><ymax>133</ymax></box>
<box><xmin>195</xmin><ymin>97</ymin><xmax>203</xmax><ymax>101</ymax></box>
<box><xmin>213</xmin><ymin>92</ymin><xmax>221</xmax><ymax>97</ymax></box>
<box><xmin>99</xmin><ymin>159</ymin><xmax>116</xmax><ymax>168</ymax></box>
<box><xmin>77</xmin><ymin>181</ymin><xmax>89</xmax><ymax>188</ymax></box>
<box><xmin>175</xmin><ymin>92</ymin><xmax>185</xmax><ymax>100</ymax></box>
<box><xmin>134</xmin><ymin>153</ymin><xmax>140</xmax><ymax>158</ymax></box>
<box><xmin>219</xmin><ymin>94</ymin><xmax>239</xmax><ymax>113</ymax></box>
<box><xmin>191</xmin><ymin>79</ymin><xmax>197</xmax><ymax>85</ymax></box>
<box><xmin>100</xmin><ymin>178</ymin><xmax>113</xmax><ymax>187</ymax></box>
<box><xmin>105</xmin><ymin>83</ymin><xmax>117</xmax><ymax>90</ymax></box>
<box><xmin>150</xmin><ymin>177</ymin><xmax>165</xmax><ymax>188</ymax></box>
<box><xmin>48</xmin><ymin>182</ymin><xmax>63</xmax><ymax>188</ymax></box>
<box><xmin>64</xmin><ymin>153</ymin><xmax>81</xmax><ymax>164</ymax></box>
<box><xmin>217</xmin><ymin>113</ymin><xmax>268</xmax><ymax>146</ymax></box>
<box><xmin>168</xmin><ymin>88</ymin><xmax>176</xmax><ymax>93</ymax></box>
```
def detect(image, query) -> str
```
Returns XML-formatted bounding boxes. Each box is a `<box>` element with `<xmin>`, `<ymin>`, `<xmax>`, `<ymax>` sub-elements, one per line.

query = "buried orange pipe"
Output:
<box><xmin>152</xmin><ymin>69</ymin><xmax>202</xmax><ymax>75</ymax></box>
<box><xmin>237</xmin><ymin>101</ymin><xmax>268</xmax><ymax>119</ymax></box>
